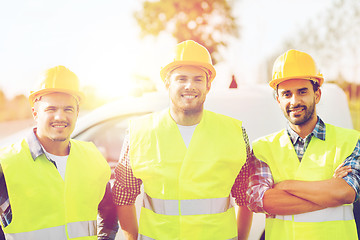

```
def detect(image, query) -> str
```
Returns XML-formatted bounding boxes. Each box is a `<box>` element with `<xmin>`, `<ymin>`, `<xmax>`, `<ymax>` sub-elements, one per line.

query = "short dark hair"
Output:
<box><xmin>275</xmin><ymin>80</ymin><xmax>320</xmax><ymax>96</ymax></box>
<box><xmin>311</xmin><ymin>80</ymin><xmax>320</xmax><ymax>92</ymax></box>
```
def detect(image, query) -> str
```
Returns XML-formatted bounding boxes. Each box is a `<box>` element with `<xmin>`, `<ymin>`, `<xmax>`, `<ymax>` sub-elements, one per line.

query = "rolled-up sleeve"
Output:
<box><xmin>246</xmin><ymin>152</ymin><xmax>274</xmax><ymax>213</ymax></box>
<box><xmin>343</xmin><ymin>140</ymin><xmax>360</xmax><ymax>202</ymax></box>
<box><xmin>112</xmin><ymin>135</ymin><xmax>142</xmax><ymax>206</ymax></box>
<box><xmin>230</xmin><ymin>127</ymin><xmax>251</xmax><ymax>206</ymax></box>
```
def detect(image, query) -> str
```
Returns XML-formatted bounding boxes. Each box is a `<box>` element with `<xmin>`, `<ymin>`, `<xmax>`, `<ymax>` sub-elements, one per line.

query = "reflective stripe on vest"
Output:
<box><xmin>4</xmin><ymin>220</ymin><xmax>96</xmax><ymax>240</ymax></box>
<box><xmin>138</xmin><ymin>234</ymin><xmax>238</xmax><ymax>240</ymax></box>
<box><xmin>5</xmin><ymin>225</ymin><xmax>66</xmax><ymax>240</ymax></box>
<box><xmin>1</xmin><ymin>139</ymin><xmax>110</xmax><ymax>239</ymax></box>
<box><xmin>143</xmin><ymin>193</ymin><xmax>234</xmax><ymax>216</ymax></box>
<box><xmin>275</xmin><ymin>205</ymin><xmax>354</xmax><ymax>222</ymax></box>
<box><xmin>253</xmin><ymin>125</ymin><xmax>360</xmax><ymax>240</ymax></box>
<box><xmin>131</xmin><ymin>110</ymin><xmax>244</xmax><ymax>239</ymax></box>
<box><xmin>67</xmin><ymin>220</ymin><xmax>97</xmax><ymax>238</ymax></box>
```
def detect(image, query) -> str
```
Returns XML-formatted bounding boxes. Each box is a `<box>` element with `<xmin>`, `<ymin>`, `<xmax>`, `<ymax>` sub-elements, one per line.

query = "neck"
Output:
<box><xmin>289</xmin><ymin>115</ymin><xmax>318</xmax><ymax>139</ymax></box>
<box><xmin>36</xmin><ymin>134</ymin><xmax>70</xmax><ymax>156</ymax></box>
<box><xmin>170</xmin><ymin>108</ymin><xmax>203</xmax><ymax>126</ymax></box>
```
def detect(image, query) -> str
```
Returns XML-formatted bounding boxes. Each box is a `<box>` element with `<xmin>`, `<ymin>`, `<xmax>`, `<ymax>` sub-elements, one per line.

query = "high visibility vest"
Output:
<box><xmin>130</xmin><ymin>109</ymin><xmax>246</xmax><ymax>240</ymax></box>
<box><xmin>253</xmin><ymin>124</ymin><xmax>360</xmax><ymax>240</ymax></box>
<box><xmin>0</xmin><ymin>139</ymin><xmax>111</xmax><ymax>240</ymax></box>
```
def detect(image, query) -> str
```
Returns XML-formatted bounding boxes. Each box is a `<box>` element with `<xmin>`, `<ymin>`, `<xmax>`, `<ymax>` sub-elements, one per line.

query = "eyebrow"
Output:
<box><xmin>298</xmin><ymin>87</ymin><xmax>309</xmax><ymax>91</ymax></box>
<box><xmin>45</xmin><ymin>105</ymin><xmax>76</xmax><ymax>109</ymax></box>
<box><xmin>280</xmin><ymin>87</ymin><xmax>309</xmax><ymax>93</ymax></box>
<box><xmin>64</xmin><ymin>106</ymin><xmax>76</xmax><ymax>110</ymax></box>
<box><xmin>175</xmin><ymin>75</ymin><xmax>188</xmax><ymax>79</ymax></box>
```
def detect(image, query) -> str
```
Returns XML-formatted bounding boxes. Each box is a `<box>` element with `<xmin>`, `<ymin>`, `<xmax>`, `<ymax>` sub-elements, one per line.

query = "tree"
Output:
<box><xmin>278</xmin><ymin>0</ymin><xmax>360</xmax><ymax>83</ymax></box>
<box><xmin>134</xmin><ymin>0</ymin><xmax>240</xmax><ymax>64</ymax></box>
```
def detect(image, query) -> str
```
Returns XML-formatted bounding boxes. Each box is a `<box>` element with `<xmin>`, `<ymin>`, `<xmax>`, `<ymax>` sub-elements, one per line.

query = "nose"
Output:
<box><xmin>290</xmin><ymin>94</ymin><xmax>300</xmax><ymax>105</ymax></box>
<box><xmin>54</xmin><ymin>109</ymin><xmax>66</xmax><ymax>121</ymax></box>
<box><xmin>184</xmin><ymin>80</ymin><xmax>194</xmax><ymax>90</ymax></box>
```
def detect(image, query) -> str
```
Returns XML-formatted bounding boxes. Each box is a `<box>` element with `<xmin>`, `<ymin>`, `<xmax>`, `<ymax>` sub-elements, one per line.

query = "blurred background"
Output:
<box><xmin>1</xmin><ymin>0</ymin><xmax>360</xmax><ymax>138</ymax></box>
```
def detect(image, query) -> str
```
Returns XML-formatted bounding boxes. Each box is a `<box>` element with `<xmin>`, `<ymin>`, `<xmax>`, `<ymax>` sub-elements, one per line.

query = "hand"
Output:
<box><xmin>333</xmin><ymin>163</ymin><xmax>352</xmax><ymax>178</ymax></box>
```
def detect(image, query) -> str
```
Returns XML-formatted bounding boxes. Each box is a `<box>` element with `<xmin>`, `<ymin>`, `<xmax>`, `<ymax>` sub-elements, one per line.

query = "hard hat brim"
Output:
<box><xmin>29</xmin><ymin>88</ymin><xmax>84</xmax><ymax>107</ymax></box>
<box><xmin>269</xmin><ymin>76</ymin><xmax>324</xmax><ymax>89</ymax></box>
<box><xmin>160</xmin><ymin>61</ymin><xmax>216</xmax><ymax>82</ymax></box>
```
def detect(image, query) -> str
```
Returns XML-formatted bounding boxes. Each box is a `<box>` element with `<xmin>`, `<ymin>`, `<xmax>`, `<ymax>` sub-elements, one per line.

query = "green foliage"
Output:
<box><xmin>280</xmin><ymin>0</ymin><xmax>360</xmax><ymax>83</ymax></box>
<box><xmin>134</xmin><ymin>0</ymin><xmax>240</xmax><ymax>64</ymax></box>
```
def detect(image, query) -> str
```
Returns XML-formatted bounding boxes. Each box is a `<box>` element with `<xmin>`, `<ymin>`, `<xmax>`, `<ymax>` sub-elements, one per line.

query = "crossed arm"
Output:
<box><xmin>247</xmin><ymin>153</ymin><xmax>358</xmax><ymax>216</ymax></box>
<box><xmin>263</xmin><ymin>164</ymin><xmax>355</xmax><ymax>215</ymax></box>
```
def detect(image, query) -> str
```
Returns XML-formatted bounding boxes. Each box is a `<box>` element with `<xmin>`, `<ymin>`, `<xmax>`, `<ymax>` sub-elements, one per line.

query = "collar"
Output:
<box><xmin>25</xmin><ymin>128</ymin><xmax>71</xmax><ymax>161</ymax></box>
<box><xmin>286</xmin><ymin>116</ymin><xmax>326</xmax><ymax>144</ymax></box>
<box><xmin>26</xmin><ymin>128</ymin><xmax>45</xmax><ymax>161</ymax></box>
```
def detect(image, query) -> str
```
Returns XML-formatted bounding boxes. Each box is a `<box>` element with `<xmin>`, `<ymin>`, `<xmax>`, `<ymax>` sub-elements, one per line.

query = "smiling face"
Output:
<box><xmin>166</xmin><ymin>65</ymin><xmax>211</xmax><ymax>119</ymax></box>
<box><xmin>276</xmin><ymin>79</ymin><xmax>321</xmax><ymax>128</ymax></box>
<box><xmin>32</xmin><ymin>92</ymin><xmax>79</xmax><ymax>147</ymax></box>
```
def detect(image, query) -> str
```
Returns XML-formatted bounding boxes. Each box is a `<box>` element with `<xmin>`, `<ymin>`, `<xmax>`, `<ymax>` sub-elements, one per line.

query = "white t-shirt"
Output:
<box><xmin>43</xmin><ymin>148</ymin><xmax>68</xmax><ymax>180</ymax></box>
<box><xmin>177</xmin><ymin>124</ymin><xmax>198</xmax><ymax>148</ymax></box>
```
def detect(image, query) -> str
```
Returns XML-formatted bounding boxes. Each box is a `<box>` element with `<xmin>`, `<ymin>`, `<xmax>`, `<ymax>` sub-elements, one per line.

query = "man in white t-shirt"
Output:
<box><xmin>0</xmin><ymin>66</ymin><xmax>118</xmax><ymax>240</ymax></box>
<box><xmin>113</xmin><ymin>40</ymin><xmax>254</xmax><ymax>240</ymax></box>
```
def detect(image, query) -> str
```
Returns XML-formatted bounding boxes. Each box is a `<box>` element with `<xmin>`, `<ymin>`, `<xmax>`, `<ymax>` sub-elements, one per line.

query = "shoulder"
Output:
<box><xmin>69</xmin><ymin>139</ymin><xmax>102</xmax><ymax>156</ymax></box>
<box><xmin>130</xmin><ymin>110</ymin><xmax>165</xmax><ymax>126</ymax></box>
<box><xmin>203</xmin><ymin>109</ymin><xmax>242</xmax><ymax>126</ymax></box>
<box><xmin>0</xmin><ymin>139</ymin><xmax>28</xmax><ymax>163</ymax></box>
<box><xmin>70</xmin><ymin>138</ymin><xmax>96</xmax><ymax>148</ymax></box>
<box><xmin>0</xmin><ymin>139</ymin><xmax>32</xmax><ymax>174</ymax></box>
<box><xmin>326</xmin><ymin>123</ymin><xmax>360</xmax><ymax>135</ymax></box>
<box><xmin>253</xmin><ymin>129</ymin><xmax>286</xmax><ymax>144</ymax></box>
<box><xmin>69</xmin><ymin>139</ymin><xmax>108</xmax><ymax>166</ymax></box>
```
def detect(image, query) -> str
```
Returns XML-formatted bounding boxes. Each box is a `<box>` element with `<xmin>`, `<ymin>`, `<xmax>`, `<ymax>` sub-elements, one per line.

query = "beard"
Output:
<box><xmin>170</xmin><ymin>94</ymin><xmax>206</xmax><ymax>115</ymax></box>
<box><xmin>51</xmin><ymin>137</ymin><xmax>68</xmax><ymax>142</ymax></box>
<box><xmin>285</xmin><ymin>100</ymin><xmax>316</xmax><ymax>126</ymax></box>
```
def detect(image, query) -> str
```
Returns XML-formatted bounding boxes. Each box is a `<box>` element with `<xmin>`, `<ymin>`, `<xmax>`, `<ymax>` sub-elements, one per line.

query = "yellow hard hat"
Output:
<box><xmin>160</xmin><ymin>40</ymin><xmax>216</xmax><ymax>82</ymax></box>
<box><xmin>269</xmin><ymin>49</ymin><xmax>324</xmax><ymax>89</ymax></box>
<box><xmin>29</xmin><ymin>65</ymin><xmax>84</xmax><ymax>105</ymax></box>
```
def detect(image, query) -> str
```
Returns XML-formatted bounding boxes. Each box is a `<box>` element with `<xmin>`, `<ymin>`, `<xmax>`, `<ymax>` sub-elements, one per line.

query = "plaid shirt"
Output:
<box><xmin>0</xmin><ymin>169</ymin><xmax>11</xmax><ymax>229</ymax></box>
<box><xmin>0</xmin><ymin>129</ymin><xmax>118</xmax><ymax>239</ymax></box>
<box><xmin>112</xmin><ymin>127</ymin><xmax>251</xmax><ymax>206</ymax></box>
<box><xmin>247</xmin><ymin>117</ymin><xmax>360</xmax><ymax>213</ymax></box>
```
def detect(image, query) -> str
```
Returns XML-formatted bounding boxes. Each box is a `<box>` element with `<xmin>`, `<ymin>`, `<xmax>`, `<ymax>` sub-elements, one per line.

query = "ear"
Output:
<box><xmin>164</xmin><ymin>78</ymin><xmax>170</xmax><ymax>90</ymax></box>
<box><xmin>315</xmin><ymin>88</ymin><xmax>321</xmax><ymax>104</ymax></box>
<box><xmin>31</xmin><ymin>107</ymin><xmax>38</xmax><ymax>121</ymax></box>
<box><xmin>276</xmin><ymin>95</ymin><xmax>280</xmax><ymax>104</ymax></box>
<box><xmin>206</xmin><ymin>80</ymin><xmax>211</xmax><ymax>93</ymax></box>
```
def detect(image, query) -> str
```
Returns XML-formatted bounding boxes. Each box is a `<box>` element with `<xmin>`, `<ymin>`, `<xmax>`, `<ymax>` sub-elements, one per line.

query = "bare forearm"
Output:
<box><xmin>263</xmin><ymin>188</ymin><xmax>325</xmax><ymax>215</ymax></box>
<box><xmin>116</xmin><ymin>205</ymin><xmax>138</xmax><ymax>240</ymax></box>
<box><xmin>277</xmin><ymin>178</ymin><xmax>356</xmax><ymax>207</ymax></box>
<box><xmin>237</xmin><ymin>206</ymin><xmax>252</xmax><ymax>240</ymax></box>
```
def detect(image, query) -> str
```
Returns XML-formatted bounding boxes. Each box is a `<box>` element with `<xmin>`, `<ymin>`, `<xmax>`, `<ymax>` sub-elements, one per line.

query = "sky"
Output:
<box><xmin>0</xmin><ymin>0</ymin><xmax>333</xmax><ymax>99</ymax></box>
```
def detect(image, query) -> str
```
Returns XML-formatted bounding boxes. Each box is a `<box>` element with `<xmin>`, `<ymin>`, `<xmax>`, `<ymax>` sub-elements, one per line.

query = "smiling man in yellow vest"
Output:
<box><xmin>0</xmin><ymin>66</ymin><xmax>118</xmax><ymax>240</ymax></box>
<box><xmin>112</xmin><ymin>40</ymin><xmax>253</xmax><ymax>240</ymax></box>
<box><xmin>247</xmin><ymin>49</ymin><xmax>360</xmax><ymax>240</ymax></box>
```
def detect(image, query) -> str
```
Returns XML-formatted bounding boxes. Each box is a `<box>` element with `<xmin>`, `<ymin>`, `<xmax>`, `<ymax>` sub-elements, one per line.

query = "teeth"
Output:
<box><xmin>290</xmin><ymin>107</ymin><xmax>303</xmax><ymax>111</ymax></box>
<box><xmin>52</xmin><ymin>124</ymin><xmax>67</xmax><ymax>128</ymax></box>
<box><xmin>183</xmin><ymin>95</ymin><xmax>195</xmax><ymax>99</ymax></box>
